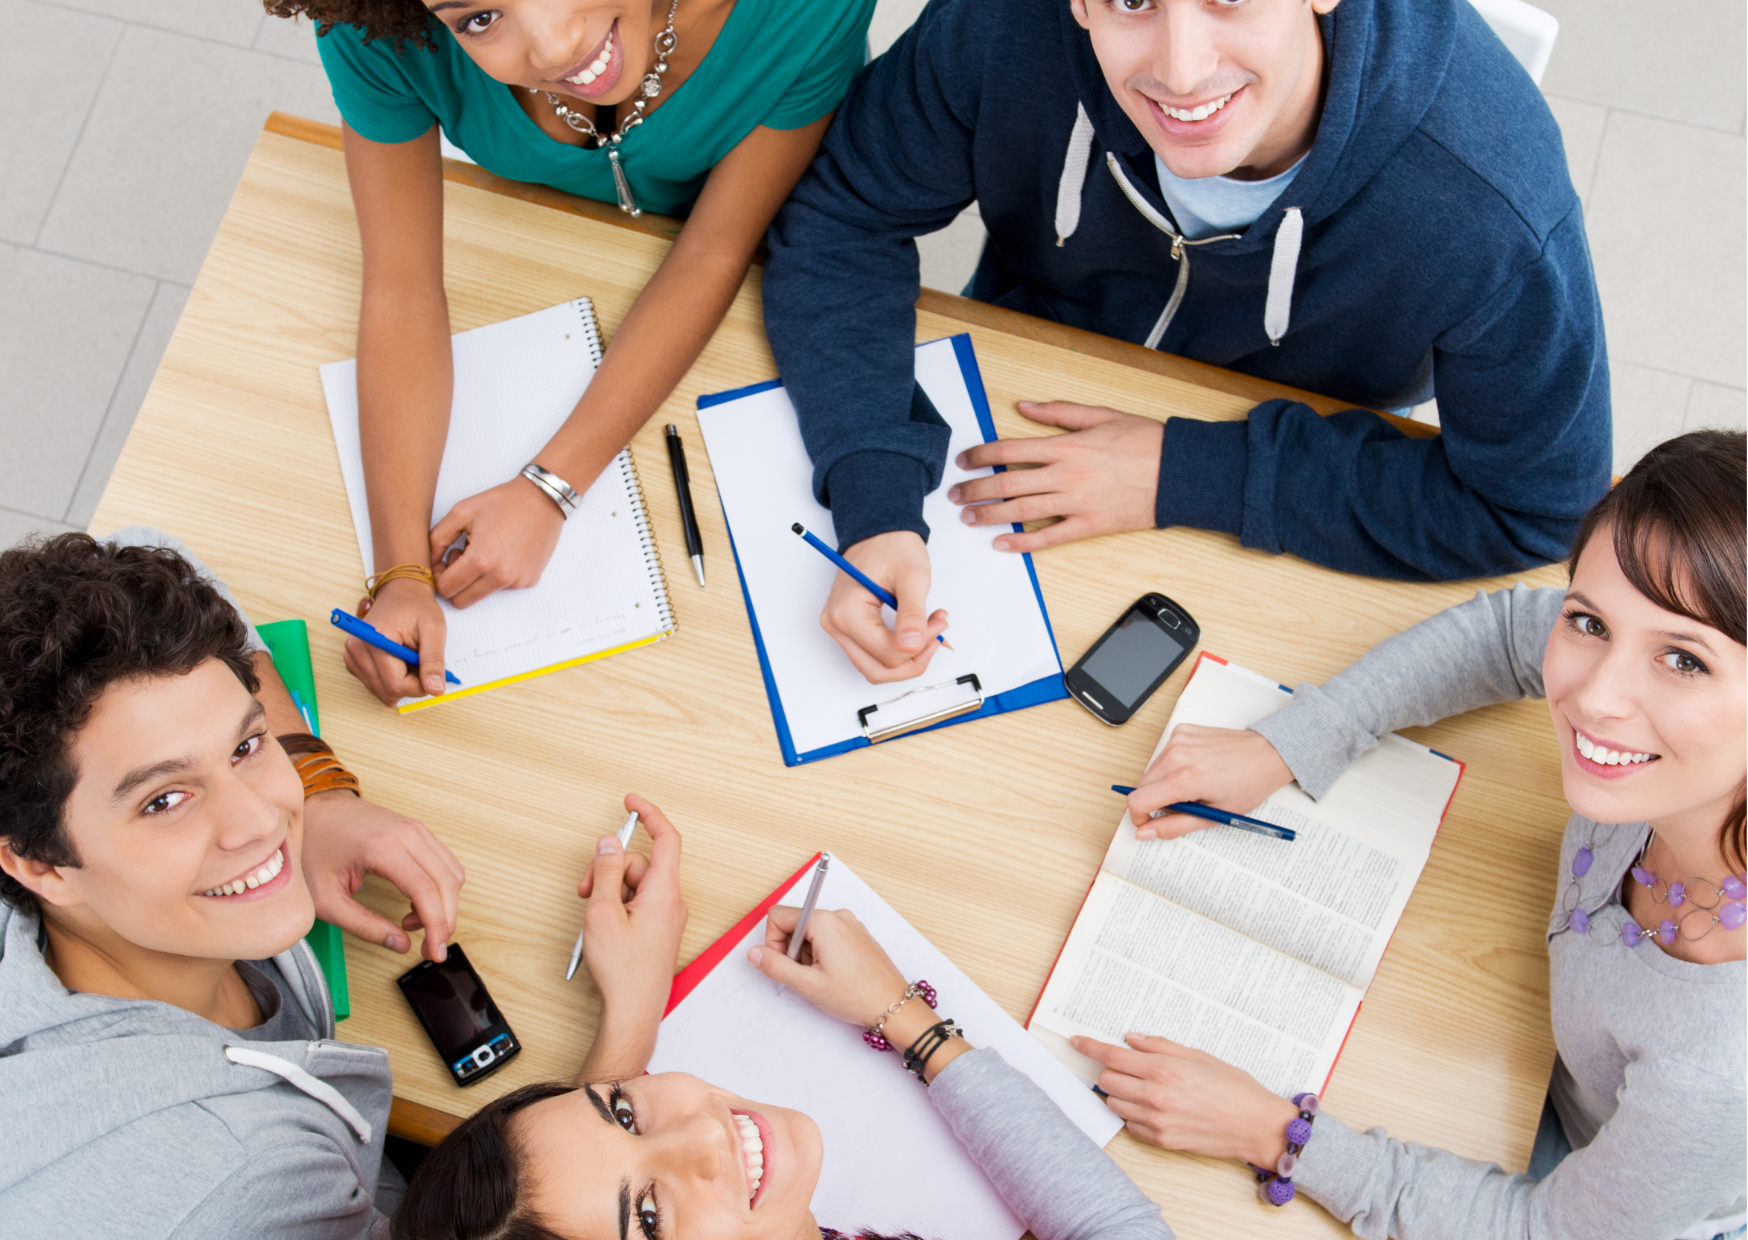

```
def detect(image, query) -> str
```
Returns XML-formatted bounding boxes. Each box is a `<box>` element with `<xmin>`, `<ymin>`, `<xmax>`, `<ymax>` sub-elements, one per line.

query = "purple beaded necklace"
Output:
<box><xmin>1558</xmin><ymin>824</ymin><xmax>1746</xmax><ymax>947</ymax></box>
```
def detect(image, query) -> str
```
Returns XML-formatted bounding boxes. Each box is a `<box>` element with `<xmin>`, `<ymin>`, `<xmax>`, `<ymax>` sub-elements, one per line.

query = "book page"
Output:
<box><xmin>1101</xmin><ymin>656</ymin><xmax>1460</xmax><ymax>988</ymax></box>
<box><xmin>322</xmin><ymin>300</ymin><xmax>673</xmax><ymax>707</ymax></box>
<box><xmin>650</xmin><ymin>855</ymin><xmax>1120</xmax><ymax>1240</ymax></box>
<box><xmin>1031</xmin><ymin>871</ymin><xmax>1361</xmax><ymax>1096</ymax></box>
<box><xmin>695</xmin><ymin>338</ymin><xmax>1062</xmax><ymax>759</ymax></box>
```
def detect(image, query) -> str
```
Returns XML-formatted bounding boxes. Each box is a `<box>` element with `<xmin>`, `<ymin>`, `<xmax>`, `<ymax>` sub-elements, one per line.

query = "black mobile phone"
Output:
<box><xmin>396</xmin><ymin>944</ymin><xmax>521</xmax><ymax>1087</ymax></box>
<box><xmin>1064</xmin><ymin>593</ymin><xmax>1200</xmax><ymax>725</ymax></box>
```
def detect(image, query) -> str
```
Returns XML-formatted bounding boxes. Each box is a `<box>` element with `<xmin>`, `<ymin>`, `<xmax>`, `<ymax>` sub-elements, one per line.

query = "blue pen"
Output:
<box><xmin>790</xmin><ymin>523</ymin><xmax>952</xmax><ymax>649</ymax></box>
<box><xmin>329</xmin><ymin>609</ymin><xmax>463</xmax><ymax>686</ymax></box>
<box><xmin>1109</xmin><ymin>785</ymin><xmax>1296</xmax><ymax>842</ymax></box>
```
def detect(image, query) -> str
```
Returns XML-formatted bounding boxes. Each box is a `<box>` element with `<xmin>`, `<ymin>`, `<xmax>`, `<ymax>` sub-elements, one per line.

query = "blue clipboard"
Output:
<box><xmin>698</xmin><ymin>334</ymin><xmax>1067</xmax><ymax>766</ymax></box>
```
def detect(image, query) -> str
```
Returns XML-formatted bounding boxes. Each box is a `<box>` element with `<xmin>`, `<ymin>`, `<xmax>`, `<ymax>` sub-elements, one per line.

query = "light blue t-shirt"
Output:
<box><xmin>1154</xmin><ymin>153</ymin><xmax>1306</xmax><ymax>240</ymax></box>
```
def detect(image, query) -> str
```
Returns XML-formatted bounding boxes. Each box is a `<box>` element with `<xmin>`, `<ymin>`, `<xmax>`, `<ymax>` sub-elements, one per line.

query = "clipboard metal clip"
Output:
<box><xmin>857</xmin><ymin>674</ymin><xmax>984</xmax><ymax>743</ymax></box>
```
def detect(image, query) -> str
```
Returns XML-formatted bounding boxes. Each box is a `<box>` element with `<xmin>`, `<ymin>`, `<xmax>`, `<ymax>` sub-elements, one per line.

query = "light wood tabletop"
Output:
<box><xmin>90</xmin><ymin>114</ymin><xmax>1567</xmax><ymax>1239</ymax></box>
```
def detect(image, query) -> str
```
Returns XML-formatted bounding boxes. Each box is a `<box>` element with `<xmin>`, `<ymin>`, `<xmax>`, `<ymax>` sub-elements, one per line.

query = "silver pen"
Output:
<box><xmin>786</xmin><ymin>853</ymin><xmax>831</xmax><ymax>961</ymax></box>
<box><xmin>567</xmin><ymin>810</ymin><xmax>640</xmax><ymax>981</ymax></box>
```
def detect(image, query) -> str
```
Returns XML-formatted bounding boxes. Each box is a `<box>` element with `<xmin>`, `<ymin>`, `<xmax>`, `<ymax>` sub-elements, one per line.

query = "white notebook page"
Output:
<box><xmin>321</xmin><ymin>300</ymin><xmax>672</xmax><ymax>709</ymax></box>
<box><xmin>649</xmin><ymin>855</ymin><xmax>1121</xmax><ymax>1240</ymax></box>
<box><xmin>695</xmin><ymin>338</ymin><xmax>1061</xmax><ymax>756</ymax></box>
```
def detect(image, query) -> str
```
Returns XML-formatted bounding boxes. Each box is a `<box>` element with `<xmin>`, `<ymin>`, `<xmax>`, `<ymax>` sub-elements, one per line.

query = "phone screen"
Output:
<box><xmin>402</xmin><ymin>956</ymin><xmax>502</xmax><ymax>1055</ymax></box>
<box><xmin>1079</xmin><ymin>609</ymin><xmax>1189</xmax><ymax>708</ymax></box>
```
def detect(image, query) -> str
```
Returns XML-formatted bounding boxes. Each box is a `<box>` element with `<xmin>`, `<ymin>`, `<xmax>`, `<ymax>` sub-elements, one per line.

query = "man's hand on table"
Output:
<box><xmin>949</xmin><ymin>401</ymin><xmax>1163</xmax><ymax>552</ymax></box>
<box><xmin>576</xmin><ymin>796</ymin><xmax>688</xmax><ymax>1080</ymax></box>
<box><xmin>300</xmin><ymin>788</ymin><xmax>465</xmax><ymax>961</ymax></box>
<box><xmin>820</xmin><ymin>531</ymin><xmax>950</xmax><ymax>685</ymax></box>
<box><xmin>1073</xmin><ymin>1032</ymin><xmax>1300</xmax><ymax>1168</ymax></box>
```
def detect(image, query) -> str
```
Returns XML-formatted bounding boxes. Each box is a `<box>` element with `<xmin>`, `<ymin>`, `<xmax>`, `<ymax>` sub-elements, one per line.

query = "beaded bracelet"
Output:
<box><xmin>278</xmin><ymin>733</ymin><xmax>362</xmax><ymax>799</ymax></box>
<box><xmin>901</xmin><ymin>1019</ymin><xmax>963</xmax><ymax>1082</ymax></box>
<box><xmin>1249</xmin><ymin>1093</ymin><xmax>1319</xmax><ymax>1206</ymax></box>
<box><xmin>862</xmin><ymin>980</ymin><xmax>937</xmax><ymax>1051</ymax></box>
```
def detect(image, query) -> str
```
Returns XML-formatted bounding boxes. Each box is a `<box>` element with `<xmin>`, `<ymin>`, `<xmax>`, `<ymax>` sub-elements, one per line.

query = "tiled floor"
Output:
<box><xmin>2</xmin><ymin>0</ymin><xmax>1741</xmax><ymax>552</ymax></box>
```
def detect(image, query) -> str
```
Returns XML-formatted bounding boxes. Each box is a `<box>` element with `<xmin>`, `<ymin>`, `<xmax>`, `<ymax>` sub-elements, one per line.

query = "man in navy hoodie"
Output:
<box><xmin>762</xmin><ymin>0</ymin><xmax>1611</xmax><ymax>685</ymax></box>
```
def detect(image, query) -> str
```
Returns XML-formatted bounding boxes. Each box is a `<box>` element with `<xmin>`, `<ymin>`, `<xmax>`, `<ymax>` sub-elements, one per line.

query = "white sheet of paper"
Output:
<box><xmin>695</xmin><ymin>338</ymin><xmax>1061</xmax><ymax>757</ymax></box>
<box><xmin>649</xmin><ymin>854</ymin><xmax>1121</xmax><ymax>1240</ymax></box>
<box><xmin>321</xmin><ymin>300</ymin><xmax>672</xmax><ymax>705</ymax></box>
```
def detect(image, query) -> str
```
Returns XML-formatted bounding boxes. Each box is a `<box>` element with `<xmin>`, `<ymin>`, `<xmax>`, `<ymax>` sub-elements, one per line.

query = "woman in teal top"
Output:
<box><xmin>267</xmin><ymin>0</ymin><xmax>875</xmax><ymax>705</ymax></box>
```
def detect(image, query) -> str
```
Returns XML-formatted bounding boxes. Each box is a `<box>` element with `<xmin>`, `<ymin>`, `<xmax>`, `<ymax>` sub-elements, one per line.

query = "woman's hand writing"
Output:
<box><xmin>1125</xmin><ymin>724</ymin><xmax>1294</xmax><ymax>840</ymax></box>
<box><xmin>429</xmin><ymin>474</ymin><xmax>567</xmax><ymax>610</ymax></box>
<box><xmin>746</xmin><ymin>906</ymin><xmax>908</xmax><ymax>1028</ymax></box>
<box><xmin>342</xmin><ymin>577</ymin><xmax>449</xmax><ymax>705</ymax></box>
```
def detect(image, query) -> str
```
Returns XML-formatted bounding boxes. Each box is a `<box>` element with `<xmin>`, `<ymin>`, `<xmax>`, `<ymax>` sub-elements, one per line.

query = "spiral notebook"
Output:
<box><xmin>321</xmin><ymin>298</ymin><xmax>675</xmax><ymax>713</ymax></box>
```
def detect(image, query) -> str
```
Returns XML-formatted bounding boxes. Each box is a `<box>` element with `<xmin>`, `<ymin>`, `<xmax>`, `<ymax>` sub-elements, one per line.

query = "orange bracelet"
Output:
<box><xmin>365</xmin><ymin>563</ymin><xmax>436</xmax><ymax>602</ymax></box>
<box><xmin>278</xmin><ymin>733</ymin><xmax>362</xmax><ymax>798</ymax></box>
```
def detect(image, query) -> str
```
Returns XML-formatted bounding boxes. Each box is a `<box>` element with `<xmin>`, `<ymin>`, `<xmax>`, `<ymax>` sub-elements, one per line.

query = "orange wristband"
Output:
<box><xmin>278</xmin><ymin>733</ymin><xmax>362</xmax><ymax>798</ymax></box>
<box><xmin>365</xmin><ymin>563</ymin><xmax>436</xmax><ymax>602</ymax></box>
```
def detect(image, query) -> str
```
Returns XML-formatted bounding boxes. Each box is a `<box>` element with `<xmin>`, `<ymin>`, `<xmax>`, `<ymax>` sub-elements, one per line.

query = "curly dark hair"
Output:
<box><xmin>263</xmin><ymin>0</ymin><xmax>439</xmax><ymax>51</ymax></box>
<box><xmin>0</xmin><ymin>534</ymin><xmax>259</xmax><ymax>919</ymax></box>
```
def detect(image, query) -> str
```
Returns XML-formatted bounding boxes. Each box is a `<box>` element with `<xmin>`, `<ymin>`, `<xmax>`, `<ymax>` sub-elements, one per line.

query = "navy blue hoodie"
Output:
<box><xmin>762</xmin><ymin>0</ymin><xmax>1612</xmax><ymax>580</ymax></box>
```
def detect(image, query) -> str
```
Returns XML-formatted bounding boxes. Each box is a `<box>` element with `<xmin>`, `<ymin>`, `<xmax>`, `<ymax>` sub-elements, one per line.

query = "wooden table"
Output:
<box><xmin>91</xmin><ymin>114</ymin><xmax>1567</xmax><ymax>1239</ymax></box>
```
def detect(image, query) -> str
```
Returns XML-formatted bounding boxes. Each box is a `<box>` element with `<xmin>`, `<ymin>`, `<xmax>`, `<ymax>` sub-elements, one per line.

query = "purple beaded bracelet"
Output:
<box><xmin>1249</xmin><ymin>1093</ymin><xmax>1319</xmax><ymax>1206</ymax></box>
<box><xmin>863</xmin><ymin>980</ymin><xmax>937</xmax><ymax>1052</ymax></box>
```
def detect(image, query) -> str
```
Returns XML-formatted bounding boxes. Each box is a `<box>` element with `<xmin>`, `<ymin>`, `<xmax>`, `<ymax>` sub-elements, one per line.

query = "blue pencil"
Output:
<box><xmin>1109</xmin><ymin>785</ymin><xmax>1295</xmax><ymax>842</ymax></box>
<box><xmin>329</xmin><ymin>609</ymin><xmax>463</xmax><ymax>686</ymax></box>
<box><xmin>790</xmin><ymin>523</ymin><xmax>951</xmax><ymax>648</ymax></box>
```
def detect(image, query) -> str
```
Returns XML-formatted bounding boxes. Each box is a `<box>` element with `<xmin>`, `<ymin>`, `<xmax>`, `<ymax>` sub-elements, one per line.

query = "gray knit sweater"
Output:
<box><xmin>1250</xmin><ymin>585</ymin><xmax>1746</xmax><ymax>1240</ymax></box>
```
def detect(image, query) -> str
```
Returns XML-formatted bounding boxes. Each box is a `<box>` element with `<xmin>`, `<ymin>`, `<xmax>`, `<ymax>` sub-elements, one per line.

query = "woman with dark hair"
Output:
<box><xmin>260</xmin><ymin>0</ymin><xmax>874</xmax><ymax>705</ymax></box>
<box><xmin>395</xmin><ymin>797</ymin><xmax>1175</xmax><ymax>1240</ymax></box>
<box><xmin>1067</xmin><ymin>429</ymin><xmax>1748</xmax><ymax>1240</ymax></box>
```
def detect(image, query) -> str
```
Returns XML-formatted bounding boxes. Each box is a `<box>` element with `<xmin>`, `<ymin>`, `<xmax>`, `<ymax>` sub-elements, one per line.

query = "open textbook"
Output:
<box><xmin>1030</xmin><ymin>654</ymin><xmax>1464</xmax><ymax>1097</ymax></box>
<box><xmin>651</xmin><ymin>853</ymin><xmax>1121</xmax><ymax>1240</ymax></box>
<box><xmin>321</xmin><ymin>299</ymin><xmax>674</xmax><ymax>712</ymax></box>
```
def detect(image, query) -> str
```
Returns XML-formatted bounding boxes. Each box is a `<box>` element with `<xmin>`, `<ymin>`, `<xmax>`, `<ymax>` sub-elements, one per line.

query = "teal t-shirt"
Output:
<box><xmin>316</xmin><ymin>0</ymin><xmax>875</xmax><ymax>218</ymax></box>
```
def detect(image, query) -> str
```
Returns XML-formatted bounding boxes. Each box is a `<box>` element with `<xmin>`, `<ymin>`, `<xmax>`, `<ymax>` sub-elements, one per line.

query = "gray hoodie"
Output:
<box><xmin>0</xmin><ymin>903</ymin><xmax>393</xmax><ymax>1239</ymax></box>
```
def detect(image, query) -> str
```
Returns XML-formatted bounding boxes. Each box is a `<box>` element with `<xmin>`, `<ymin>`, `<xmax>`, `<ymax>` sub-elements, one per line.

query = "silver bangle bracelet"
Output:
<box><xmin>520</xmin><ymin>463</ymin><xmax>580</xmax><ymax>517</ymax></box>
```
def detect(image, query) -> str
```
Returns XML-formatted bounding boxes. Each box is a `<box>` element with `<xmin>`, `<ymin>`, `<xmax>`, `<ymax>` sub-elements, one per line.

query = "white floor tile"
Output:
<box><xmin>253</xmin><ymin>12</ymin><xmax>323</xmax><ymax>65</ymax></box>
<box><xmin>0</xmin><ymin>505</ymin><xmax>76</xmax><ymax>549</ymax></box>
<box><xmin>0</xmin><ymin>245</ymin><xmax>155</xmax><ymax>520</ymax></box>
<box><xmin>1533</xmin><ymin>0</ymin><xmax>1746</xmax><ymax>134</ymax></box>
<box><xmin>1685</xmin><ymin>381</ymin><xmax>1747</xmax><ymax>434</ymax></box>
<box><xmin>66</xmin><ymin>281</ymin><xmax>191</xmax><ymax>528</ymax></box>
<box><xmin>1542</xmin><ymin>94</ymin><xmax>1606</xmax><ymax>209</ymax></box>
<box><xmin>1587</xmin><ymin>112</ymin><xmax>1746</xmax><ymax>389</ymax></box>
<box><xmin>916</xmin><ymin>209</ymin><xmax>987</xmax><ymax>296</ymax></box>
<box><xmin>0</xmin><ymin>0</ymin><xmax>122</xmax><ymax>245</ymax></box>
<box><xmin>869</xmin><ymin>0</ymin><xmax>928</xmax><ymax>57</ymax></box>
<box><xmin>35</xmin><ymin>24</ymin><xmax>340</xmax><ymax>285</ymax></box>
<box><xmin>38</xmin><ymin>0</ymin><xmax>263</xmax><ymax>47</ymax></box>
<box><xmin>1608</xmin><ymin>361</ymin><xmax>1692</xmax><ymax>475</ymax></box>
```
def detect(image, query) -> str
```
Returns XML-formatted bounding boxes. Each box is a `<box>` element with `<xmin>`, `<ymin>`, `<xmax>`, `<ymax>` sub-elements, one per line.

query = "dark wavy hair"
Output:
<box><xmin>1566</xmin><ymin>429</ymin><xmax>1747</xmax><ymax>869</ymax></box>
<box><xmin>396</xmin><ymin>1081</ymin><xmax>929</xmax><ymax>1240</ymax></box>
<box><xmin>263</xmin><ymin>0</ymin><xmax>439</xmax><ymax>50</ymax></box>
<box><xmin>0</xmin><ymin>534</ymin><xmax>258</xmax><ymax>918</ymax></box>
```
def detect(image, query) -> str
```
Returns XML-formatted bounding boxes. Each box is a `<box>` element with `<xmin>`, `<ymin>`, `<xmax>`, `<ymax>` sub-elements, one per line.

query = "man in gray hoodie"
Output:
<box><xmin>0</xmin><ymin>532</ymin><xmax>446</xmax><ymax>1238</ymax></box>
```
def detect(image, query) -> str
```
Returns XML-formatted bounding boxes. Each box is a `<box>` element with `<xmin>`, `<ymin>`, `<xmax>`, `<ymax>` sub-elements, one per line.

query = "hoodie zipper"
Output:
<box><xmin>1103</xmin><ymin>153</ymin><xmax>1242</xmax><ymax>348</ymax></box>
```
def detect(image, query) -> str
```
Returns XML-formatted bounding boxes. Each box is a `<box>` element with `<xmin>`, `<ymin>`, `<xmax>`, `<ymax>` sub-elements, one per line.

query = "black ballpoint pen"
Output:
<box><xmin>665</xmin><ymin>424</ymin><xmax>705</xmax><ymax>587</ymax></box>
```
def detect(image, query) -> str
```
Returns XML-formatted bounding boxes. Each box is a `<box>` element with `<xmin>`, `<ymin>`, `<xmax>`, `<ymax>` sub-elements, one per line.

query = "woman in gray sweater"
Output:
<box><xmin>394</xmin><ymin>797</ymin><xmax>1173</xmax><ymax>1240</ymax></box>
<box><xmin>1074</xmin><ymin>429</ymin><xmax>1746</xmax><ymax>1240</ymax></box>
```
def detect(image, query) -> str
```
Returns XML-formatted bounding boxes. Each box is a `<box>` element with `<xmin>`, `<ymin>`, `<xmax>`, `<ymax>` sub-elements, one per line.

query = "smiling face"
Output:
<box><xmin>1070</xmin><ymin>0</ymin><xmax>1338</xmax><ymax>180</ymax></box>
<box><xmin>513</xmin><ymin>1074</ymin><xmax>822</xmax><ymax>1240</ymax></box>
<box><xmin>47</xmin><ymin>659</ymin><xmax>314</xmax><ymax>962</ymax></box>
<box><xmin>1544</xmin><ymin>532</ymin><xmax>1748</xmax><ymax>836</ymax></box>
<box><xmin>424</xmin><ymin>0</ymin><xmax>664</xmax><ymax>105</ymax></box>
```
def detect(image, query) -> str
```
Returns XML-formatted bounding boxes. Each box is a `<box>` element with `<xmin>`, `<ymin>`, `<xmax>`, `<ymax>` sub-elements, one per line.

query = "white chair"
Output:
<box><xmin>1468</xmin><ymin>0</ymin><xmax>1560</xmax><ymax>85</ymax></box>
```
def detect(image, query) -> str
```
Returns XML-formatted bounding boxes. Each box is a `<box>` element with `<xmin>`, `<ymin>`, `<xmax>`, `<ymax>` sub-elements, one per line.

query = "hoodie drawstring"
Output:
<box><xmin>1265</xmin><ymin>206</ymin><xmax>1303</xmax><ymax>346</ymax></box>
<box><xmin>1055</xmin><ymin>116</ymin><xmax>1305</xmax><ymax>348</ymax></box>
<box><xmin>225</xmin><ymin>1045</ymin><xmax>374</xmax><ymax>1144</ymax></box>
<box><xmin>1054</xmin><ymin>103</ymin><xmax>1096</xmax><ymax>246</ymax></box>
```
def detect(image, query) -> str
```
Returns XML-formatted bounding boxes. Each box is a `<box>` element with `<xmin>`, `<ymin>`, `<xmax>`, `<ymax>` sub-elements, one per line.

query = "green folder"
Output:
<box><xmin>257</xmin><ymin>619</ymin><xmax>350</xmax><ymax>1022</ymax></box>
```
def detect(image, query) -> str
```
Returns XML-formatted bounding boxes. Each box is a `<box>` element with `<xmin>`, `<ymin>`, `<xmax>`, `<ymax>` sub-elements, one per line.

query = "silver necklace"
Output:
<box><xmin>530</xmin><ymin>0</ymin><xmax>679</xmax><ymax>217</ymax></box>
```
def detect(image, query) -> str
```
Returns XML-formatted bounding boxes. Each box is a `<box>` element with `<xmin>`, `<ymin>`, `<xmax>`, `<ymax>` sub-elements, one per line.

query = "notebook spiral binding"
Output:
<box><xmin>619</xmin><ymin>448</ymin><xmax>677</xmax><ymax>637</ymax></box>
<box><xmin>573</xmin><ymin>296</ymin><xmax>675</xmax><ymax>639</ymax></box>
